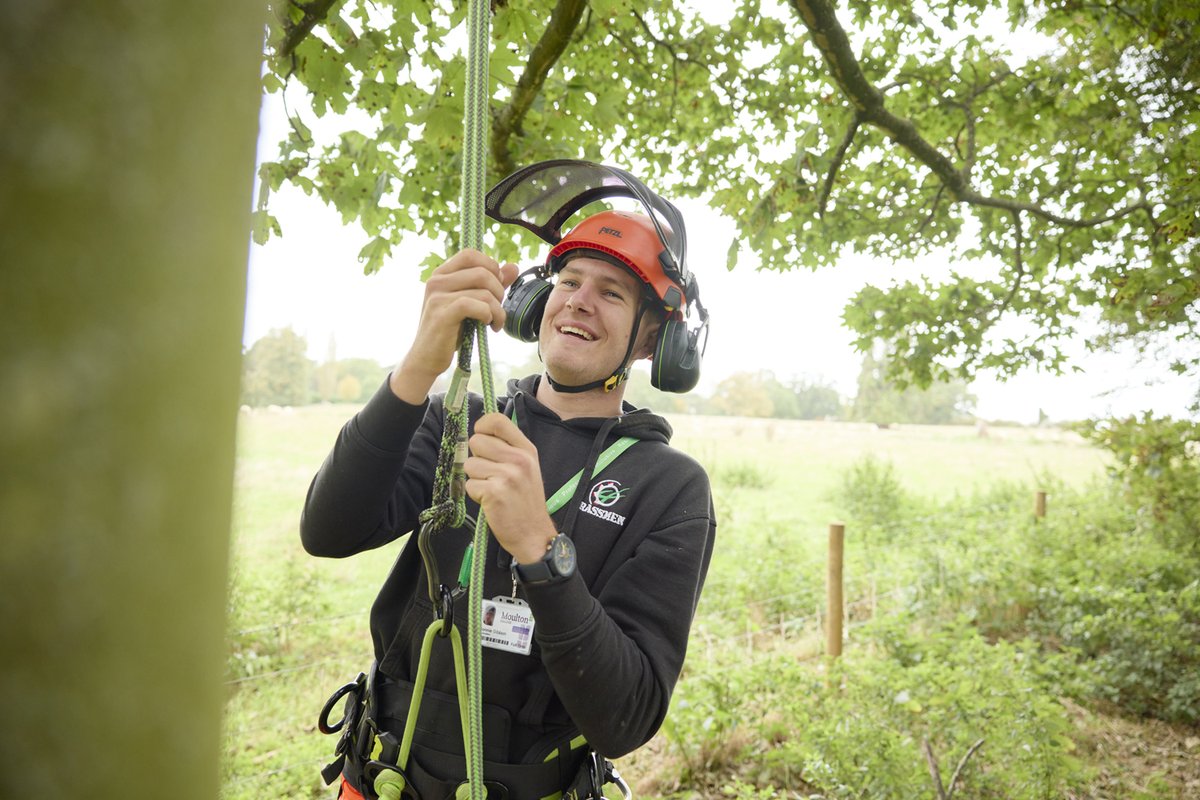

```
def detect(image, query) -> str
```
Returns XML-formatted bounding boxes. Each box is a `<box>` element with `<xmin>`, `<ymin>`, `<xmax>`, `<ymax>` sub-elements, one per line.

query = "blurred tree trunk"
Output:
<box><xmin>0</xmin><ymin>3</ymin><xmax>264</xmax><ymax>798</ymax></box>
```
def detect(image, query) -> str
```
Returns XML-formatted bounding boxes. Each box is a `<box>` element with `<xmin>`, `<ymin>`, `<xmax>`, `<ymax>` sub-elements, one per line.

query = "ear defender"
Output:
<box><xmin>502</xmin><ymin>268</ymin><xmax>553</xmax><ymax>343</ymax></box>
<box><xmin>651</xmin><ymin>317</ymin><xmax>703</xmax><ymax>394</ymax></box>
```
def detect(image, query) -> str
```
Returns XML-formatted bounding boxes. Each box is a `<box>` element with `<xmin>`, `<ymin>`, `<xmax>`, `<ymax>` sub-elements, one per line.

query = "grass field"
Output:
<box><xmin>222</xmin><ymin>403</ymin><xmax>1115</xmax><ymax>799</ymax></box>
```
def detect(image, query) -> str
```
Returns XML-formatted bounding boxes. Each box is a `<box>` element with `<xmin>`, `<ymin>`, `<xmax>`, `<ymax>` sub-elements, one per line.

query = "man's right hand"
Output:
<box><xmin>389</xmin><ymin>250</ymin><xmax>519</xmax><ymax>404</ymax></box>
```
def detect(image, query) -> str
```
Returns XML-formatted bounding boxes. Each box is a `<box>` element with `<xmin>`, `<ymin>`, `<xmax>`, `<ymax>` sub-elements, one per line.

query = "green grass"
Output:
<box><xmin>222</xmin><ymin>406</ymin><xmax>1110</xmax><ymax>799</ymax></box>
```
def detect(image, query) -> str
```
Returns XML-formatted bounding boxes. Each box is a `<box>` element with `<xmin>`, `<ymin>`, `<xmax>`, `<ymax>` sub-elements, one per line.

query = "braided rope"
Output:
<box><xmin>460</xmin><ymin>0</ymin><xmax>493</xmax><ymax>797</ymax></box>
<box><xmin>406</xmin><ymin>0</ymin><xmax>492</xmax><ymax>795</ymax></box>
<box><xmin>411</xmin><ymin>0</ymin><xmax>492</xmax><ymax>793</ymax></box>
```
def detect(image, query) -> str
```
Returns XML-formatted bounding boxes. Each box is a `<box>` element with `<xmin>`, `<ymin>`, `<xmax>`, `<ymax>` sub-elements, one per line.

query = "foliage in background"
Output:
<box><xmin>665</xmin><ymin>618</ymin><xmax>1081</xmax><ymax>799</ymax></box>
<box><xmin>842</xmin><ymin>463</ymin><xmax>1200</xmax><ymax>729</ymax></box>
<box><xmin>654</xmin><ymin>456</ymin><xmax>1200</xmax><ymax>796</ymax></box>
<box><xmin>1077</xmin><ymin>413</ymin><xmax>1200</xmax><ymax>551</ymax></box>
<box><xmin>260</xmin><ymin>0</ymin><xmax>1199</xmax><ymax>390</ymax></box>
<box><xmin>830</xmin><ymin>455</ymin><xmax>913</xmax><ymax>550</ymax></box>
<box><xmin>240</xmin><ymin>327</ymin><xmax>314</xmax><ymax>407</ymax></box>
<box><xmin>705</xmin><ymin>371</ymin><xmax>844</xmax><ymax>420</ymax></box>
<box><xmin>853</xmin><ymin>345</ymin><xmax>976</xmax><ymax>424</ymax></box>
<box><xmin>224</xmin><ymin>406</ymin><xmax>1198</xmax><ymax>799</ymax></box>
<box><xmin>240</xmin><ymin>329</ymin><xmax>387</xmax><ymax>406</ymax></box>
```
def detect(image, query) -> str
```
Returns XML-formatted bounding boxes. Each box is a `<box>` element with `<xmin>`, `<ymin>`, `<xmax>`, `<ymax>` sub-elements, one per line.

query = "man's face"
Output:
<box><xmin>538</xmin><ymin>255</ymin><xmax>659</xmax><ymax>388</ymax></box>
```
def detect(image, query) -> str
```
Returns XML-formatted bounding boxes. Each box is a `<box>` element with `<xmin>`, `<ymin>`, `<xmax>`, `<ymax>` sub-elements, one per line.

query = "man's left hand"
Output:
<box><xmin>464</xmin><ymin>413</ymin><xmax>558</xmax><ymax>564</ymax></box>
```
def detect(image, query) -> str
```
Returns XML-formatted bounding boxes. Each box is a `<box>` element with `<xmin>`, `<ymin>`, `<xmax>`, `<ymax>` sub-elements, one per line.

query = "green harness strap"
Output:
<box><xmin>457</xmin><ymin>435</ymin><xmax>639</xmax><ymax>586</ymax></box>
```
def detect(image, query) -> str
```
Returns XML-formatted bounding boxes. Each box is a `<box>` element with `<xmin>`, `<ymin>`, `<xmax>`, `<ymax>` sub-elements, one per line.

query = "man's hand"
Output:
<box><xmin>390</xmin><ymin>250</ymin><xmax>519</xmax><ymax>404</ymax></box>
<box><xmin>464</xmin><ymin>413</ymin><xmax>558</xmax><ymax>565</ymax></box>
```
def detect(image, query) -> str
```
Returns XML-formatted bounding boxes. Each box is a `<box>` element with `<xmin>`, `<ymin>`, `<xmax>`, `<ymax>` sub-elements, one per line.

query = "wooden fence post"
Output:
<box><xmin>827</xmin><ymin>522</ymin><xmax>845</xmax><ymax>658</ymax></box>
<box><xmin>1034</xmin><ymin>490</ymin><xmax>1047</xmax><ymax>521</ymax></box>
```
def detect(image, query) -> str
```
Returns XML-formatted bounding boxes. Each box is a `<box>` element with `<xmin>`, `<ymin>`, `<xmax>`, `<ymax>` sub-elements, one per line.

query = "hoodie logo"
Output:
<box><xmin>580</xmin><ymin>479</ymin><xmax>629</xmax><ymax>526</ymax></box>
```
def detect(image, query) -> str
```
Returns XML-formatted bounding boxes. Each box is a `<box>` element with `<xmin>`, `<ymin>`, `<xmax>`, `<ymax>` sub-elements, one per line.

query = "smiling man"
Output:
<box><xmin>301</xmin><ymin>163</ymin><xmax>716</xmax><ymax>800</ymax></box>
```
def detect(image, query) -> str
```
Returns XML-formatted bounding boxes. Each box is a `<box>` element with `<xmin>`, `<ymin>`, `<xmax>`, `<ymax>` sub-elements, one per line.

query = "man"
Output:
<box><xmin>302</xmin><ymin>185</ymin><xmax>715</xmax><ymax>800</ymax></box>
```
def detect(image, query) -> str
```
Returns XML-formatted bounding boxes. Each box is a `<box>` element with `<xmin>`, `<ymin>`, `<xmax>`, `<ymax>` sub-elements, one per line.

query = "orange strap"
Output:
<box><xmin>338</xmin><ymin>776</ymin><xmax>366</xmax><ymax>800</ymax></box>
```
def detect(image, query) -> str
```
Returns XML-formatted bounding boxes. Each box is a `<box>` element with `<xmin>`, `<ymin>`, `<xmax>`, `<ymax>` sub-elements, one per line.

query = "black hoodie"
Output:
<box><xmin>300</xmin><ymin>374</ymin><xmax>716</xmax><ymax>762</ymax></box>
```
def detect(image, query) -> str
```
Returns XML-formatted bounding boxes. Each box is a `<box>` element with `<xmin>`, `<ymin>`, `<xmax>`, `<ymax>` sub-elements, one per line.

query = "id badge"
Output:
<box><xmin>481</xmin><ymin>596</ymin><xmax>535</xmax><ymax>656</ymax></box>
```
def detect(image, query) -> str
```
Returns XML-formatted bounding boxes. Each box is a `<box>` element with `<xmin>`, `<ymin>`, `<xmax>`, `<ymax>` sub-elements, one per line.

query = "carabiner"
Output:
<box><xmin>317</xmin><ymin>672</ymin><xmax>366</xmax><ymax>735</ymax></box>
<box><xmin>417</xmin><ymin>517</ymin><xmax>443</xmax><ymax>607</ymax></box>
<box><xmin>436</xmin><ymin>584</ymin><xmax>456</xmax><ymax>637</ymax></box>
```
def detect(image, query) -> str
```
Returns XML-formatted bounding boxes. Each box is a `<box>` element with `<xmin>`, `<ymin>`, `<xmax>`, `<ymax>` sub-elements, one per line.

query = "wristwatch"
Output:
<box><xmin>511</xmin><ymin>533</ymin><xmax>576</xmax><ymax>585</ymax></box>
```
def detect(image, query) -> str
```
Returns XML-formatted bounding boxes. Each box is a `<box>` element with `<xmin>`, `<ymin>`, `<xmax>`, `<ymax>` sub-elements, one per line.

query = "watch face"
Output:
<box><xmin>551</xmin><ymin>535</ymin><xmax>576</xmax><ymax>576</ymax></box>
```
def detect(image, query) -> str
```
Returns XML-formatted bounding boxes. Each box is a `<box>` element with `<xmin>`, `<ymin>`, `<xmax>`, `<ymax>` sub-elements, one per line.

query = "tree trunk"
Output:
<box><xmin>0</xmin><ymin>2</ymin><xmax>264</xmax><ymax>798</ymax></box>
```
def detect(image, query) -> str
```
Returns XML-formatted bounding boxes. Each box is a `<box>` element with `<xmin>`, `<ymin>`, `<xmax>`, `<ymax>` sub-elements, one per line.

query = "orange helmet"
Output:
<box><xmin>547</xmin><ymin>211</ymin><xmax>687</xmax><ymax>318</ymax></box>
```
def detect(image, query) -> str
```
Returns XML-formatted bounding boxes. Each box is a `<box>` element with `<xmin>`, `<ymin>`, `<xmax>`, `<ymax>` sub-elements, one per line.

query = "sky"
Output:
<box><xmin>243</xmin><ymin>95</ymin><xmax>1196</xmax><ymax>426</ymax></box>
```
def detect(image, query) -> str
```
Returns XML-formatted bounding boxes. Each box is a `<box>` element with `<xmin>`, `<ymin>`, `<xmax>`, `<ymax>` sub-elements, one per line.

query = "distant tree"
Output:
<box><xmin>791</xmin><ymin>379</ymin><xmax>844</xmax><ymax>420</ymax></box>
<box><xmin>336</xmin><ymin>357</ymin><xmax>388</xmax><ymax>401</ymax></box>
<box><xmin>241</xmin><ymin>328</ymin><xmax>314</xmax><ymax>407</ymax></box>
<box><xmin>622</xmin><ymin>368</ymin><xmax>692</xmax><ymax>415</ymax></box>
<box><xmin>336</xmin><ymin>373</ymin><xmax>364</xmax><ymax>402</ymax></box>
<box><xmin>707</xmin><ymin>371</ymin><xmax>777</xmax><ymax>418</ymax></box>
<box><xmin>314</xmin><ymin>334</ymin><xmax>339</xmax><ymax>401</ymax></box>
<box><xmin>853</xmin><ymin>346</ymin><xmax>976</xmax><ymax>425</ymax></box>
<box><xmin>314</xmin><ymin>361</ymin><xmax>339</xmax><ymax>402</ymax></box>
<box><xmin>762</xmin><ymin>373</ymin><xmax>802</xmax><ymax>419</ymax></box>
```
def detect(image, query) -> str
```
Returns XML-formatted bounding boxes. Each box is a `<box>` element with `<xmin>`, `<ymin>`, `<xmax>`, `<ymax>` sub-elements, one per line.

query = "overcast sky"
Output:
<box><xmin>244</xmin><ymin>94</ymin><xmax>1196</xmax><ymax>426</ymax></box>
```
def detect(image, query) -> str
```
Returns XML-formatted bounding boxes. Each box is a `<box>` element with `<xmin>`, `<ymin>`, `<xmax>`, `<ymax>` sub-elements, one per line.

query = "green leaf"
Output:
<box><xmin>250</xmin><ymin>209</ymin><xmax>281</xmax><ymax>246</ymax></box>
<box><xmin>420</xmin><ymin>251</ymin><xmax>446</xmax><ymax>281</ymax></box>
<box><xmin>357</xmin><ymin>236</ymin><xmax>391</xmax><ymax>274</ymax></box>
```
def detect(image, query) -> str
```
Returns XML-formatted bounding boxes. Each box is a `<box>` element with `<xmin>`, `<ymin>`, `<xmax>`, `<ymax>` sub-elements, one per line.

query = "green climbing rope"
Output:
<box><xmin>461</xmin><ymin>1</ymin><xmax>492</xmax><ymax>797</ymax></box>
<box><xmin>405</xmin><ymin>0</ymin><xmax>495</xmax><ymax>798</ymax></box>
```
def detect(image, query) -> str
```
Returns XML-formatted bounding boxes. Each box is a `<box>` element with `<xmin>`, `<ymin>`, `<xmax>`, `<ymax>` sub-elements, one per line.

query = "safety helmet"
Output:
<box><xmin>547</xmin><ymin>210</ymin><xmax>687</xmax><ymax>319</ymax></box>
<box><xmin>486</xmin><ymin>159</ymin><xmax>709</xmax><ymax>394</ymax></box>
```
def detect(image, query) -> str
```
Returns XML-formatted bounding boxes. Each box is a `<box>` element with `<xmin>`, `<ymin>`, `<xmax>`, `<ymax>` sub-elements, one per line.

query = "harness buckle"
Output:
<box><xmin>586</xmin><ymin>752</ymin><xmax>632</xmax><ymax>800</ymax></box>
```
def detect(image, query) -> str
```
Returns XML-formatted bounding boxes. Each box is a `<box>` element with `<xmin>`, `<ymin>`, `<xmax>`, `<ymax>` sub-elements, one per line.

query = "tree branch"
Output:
<box><xmin>947</xmin><ymin>738</ymin><xmax>986</xmax><ymax>797</ymax></box>
<box><xmin>787</xmin><ymin>0</ymin><xmax>1151</xmax><ymax>230</ymax></box>
<box><xmin>945</xmin><ymin>101</ymin><xmax>976</xmax><ymax>182</ymax></box>
<box><xmin>491</xmin><ymin>0</ymin><xmax>588</xmax><ymax>176</ymax></box>
<box><xmin>993</xmin><ymin>210</ymin><xmax>1027</xmax><ymax>320</ymax></box>
<box><xmin>632</xmin><ymin>10</ymin><xmax>684</xmax><ymax>120</ymax></box>
<box><xmin>922</xmin><ymin>738</ymin><xmax>948</xmax><ymax>800</ymax></box>
<box><xmin>272</xmin><ymin>0</ymin><xmax>346</xmax><ymax>60</ymax></box>
<box><xmin>916</xmin><ymin>184</ymin><xmax>946</xmax><ymax>236</ymax></box>
<box><xmin>819</xmin><ymin>113</ymin><xmax>862</xmax><ymax>217</ymax></box>
<box><xmin>923</xmin><ymin>737</ymin><xmax>985</xmax><ymax>799</ymax></box>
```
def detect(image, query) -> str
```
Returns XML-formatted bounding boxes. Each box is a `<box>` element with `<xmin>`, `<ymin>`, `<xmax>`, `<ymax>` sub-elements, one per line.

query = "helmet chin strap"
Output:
<box><xmin>543</xmin><ymin>302</ymin><xmax>647</xmax><ymax>395</ymax></box>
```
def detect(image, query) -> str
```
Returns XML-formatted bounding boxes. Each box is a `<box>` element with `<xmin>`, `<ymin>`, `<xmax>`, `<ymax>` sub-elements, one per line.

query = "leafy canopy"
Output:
<box><xmin>259</xmin><ymin>0</ymin><xmax>1199</xmax><ymax>387</ymax></box>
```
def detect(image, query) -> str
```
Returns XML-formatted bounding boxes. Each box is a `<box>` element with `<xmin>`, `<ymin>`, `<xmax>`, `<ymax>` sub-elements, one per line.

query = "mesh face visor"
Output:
<box><xmin>484</xmin><ymin>159</ymin><xmax>690</xmax><ymax>292</ymax></box>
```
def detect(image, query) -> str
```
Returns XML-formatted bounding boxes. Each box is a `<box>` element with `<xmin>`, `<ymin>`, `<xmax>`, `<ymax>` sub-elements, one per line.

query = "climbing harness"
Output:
<box><xmin>320</xmin><ymin>429</ymin><xmax>637</xmax><ymax>799</ymax></box>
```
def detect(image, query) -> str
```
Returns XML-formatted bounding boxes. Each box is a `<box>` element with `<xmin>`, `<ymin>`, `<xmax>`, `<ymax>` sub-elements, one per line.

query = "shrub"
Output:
<box><xmin>831</xmin><ymin>455</ymin><xmax>912</xmax><ymax>548</ymax></box>
<box><xmin>664</xmin><ymin>617</ymin><xmax>1082</xmax><ymax>799</ymax></box>
<box><xmin>1079</xmin><ymin>414</ymin><xmax>1200</xmax><ymax>551</ymax></box>
<box><xmin>1030</xmin><ymin>579</ymin><xmax>1200</xmax><ymax>725</ymax></box>
<box><xmin>712</xmin><ymin>461</ymin><xmax>772</xmax><ymax>491</ymax></box>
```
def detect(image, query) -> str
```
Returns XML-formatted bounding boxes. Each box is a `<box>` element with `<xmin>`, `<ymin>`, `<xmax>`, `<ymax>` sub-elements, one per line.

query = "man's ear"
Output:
<box><xmin>633</xmin><ymin>311</ymin><xmax>661</xmax><ymax>361</ymax></box>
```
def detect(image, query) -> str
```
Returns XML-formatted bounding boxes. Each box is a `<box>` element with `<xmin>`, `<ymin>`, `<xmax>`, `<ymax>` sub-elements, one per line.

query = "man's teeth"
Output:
<box><xmin>561</xmin><ymin>326</ymin><xmax>595</xmax><ymax>341</ymax></box>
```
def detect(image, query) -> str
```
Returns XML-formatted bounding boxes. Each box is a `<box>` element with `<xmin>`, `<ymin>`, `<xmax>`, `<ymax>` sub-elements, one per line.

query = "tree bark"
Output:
<box><xmin>275</xmin><ymin>0</ymin><xmax>345</xmax><ymax>60</ymax></box>
<box><xmin>491</xmin><ymin>0</ymin><xmax>589</xmax><ymax>176</ymax></box>
<box><xmin>0</xmin><ymin>2</ymin><xmax>264</xmax><ymax>798</ymax></box>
